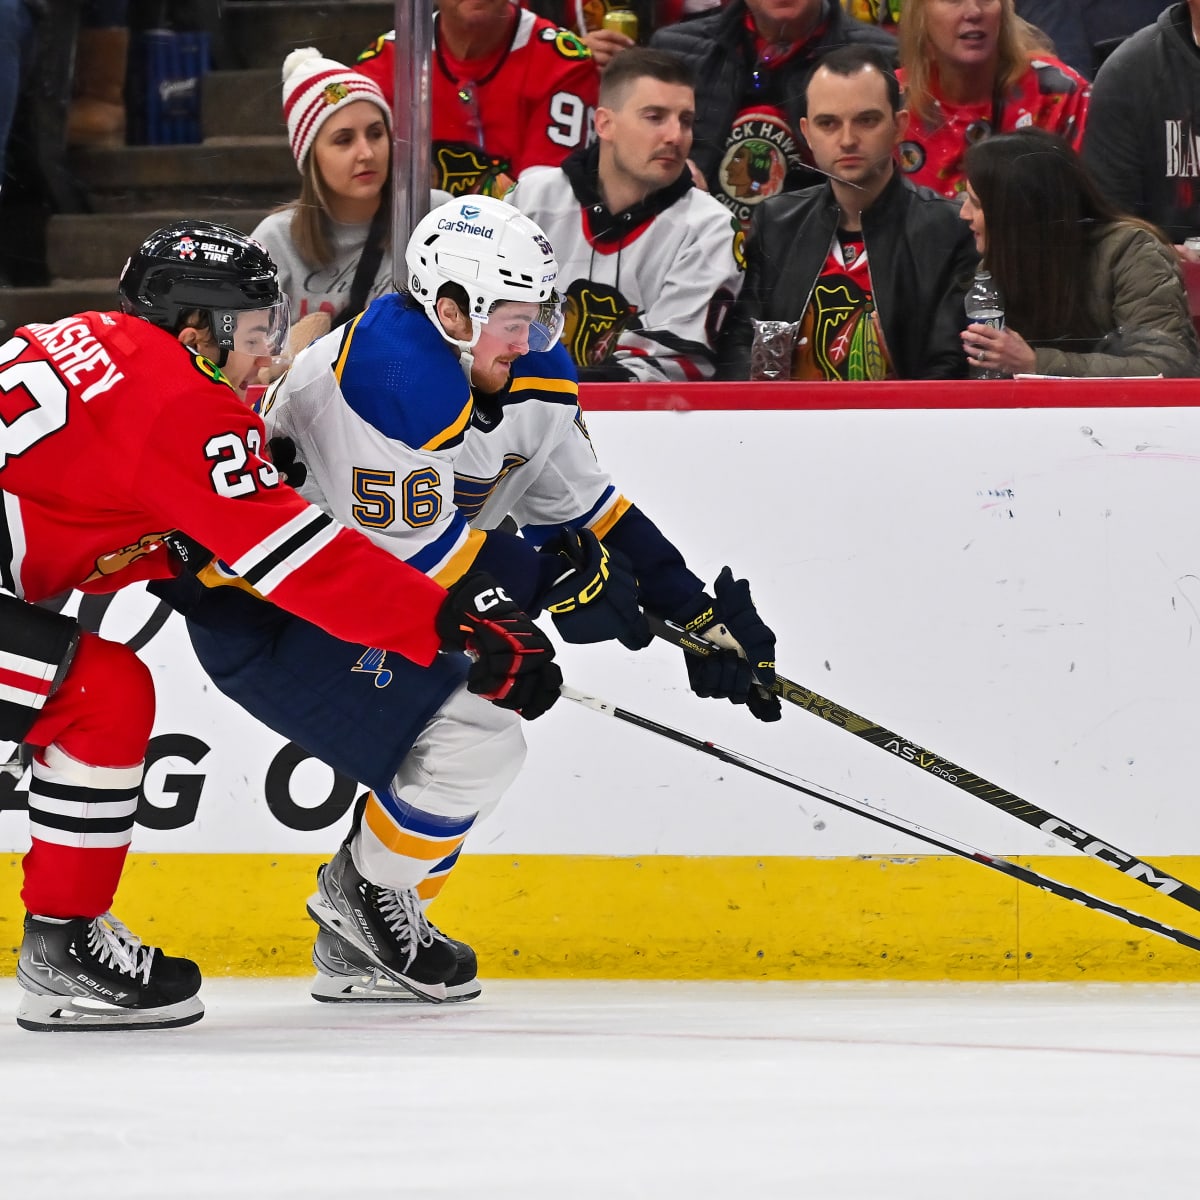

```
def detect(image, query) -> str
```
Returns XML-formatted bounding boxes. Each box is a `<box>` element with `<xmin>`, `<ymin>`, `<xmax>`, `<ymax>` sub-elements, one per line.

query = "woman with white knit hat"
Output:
<box><xmin>251</xmin><ymin>47</ymin><xmax>395</xmax><ymax>343</ymax></box>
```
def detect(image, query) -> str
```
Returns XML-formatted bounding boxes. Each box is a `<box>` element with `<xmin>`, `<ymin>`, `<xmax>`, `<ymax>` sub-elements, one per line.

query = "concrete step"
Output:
<box><xmin>0</xmin><ymin>280</ymin><xmax>118</xmax><ymax>334</ymax></box>
<box><xmin>224</xmin><ymin>0</ymin><xmax>392</xmax><ymax>69</ymax></box>
<box><xmin>47</xmin><ymin>208</ymin><xmax>274</xmax><ymax>281</ymax></box>
<box><xmin>203</xmin><ymin>69</ymin><xmax>282</xmax><ymax>141</ymax></box>
<box><xmin>68</xmin><ymin>138</ymin><xmax>295</xmax><ymax>212</ymax></box>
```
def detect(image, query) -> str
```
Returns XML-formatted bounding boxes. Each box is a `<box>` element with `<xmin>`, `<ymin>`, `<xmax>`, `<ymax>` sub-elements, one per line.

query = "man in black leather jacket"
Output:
<box><xmin>649</xmin><ymin>0</ymin><xmax>894</xmax><ymax>231</ymax></box>
<box><xmin>717</xmin><ymin>45</ymin><xmax>977</xmax><ymax>381</ymax></box>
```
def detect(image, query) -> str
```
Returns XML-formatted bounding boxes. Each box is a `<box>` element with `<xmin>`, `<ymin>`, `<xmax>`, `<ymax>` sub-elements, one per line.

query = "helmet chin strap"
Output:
<box><xmin>430</xmin><ymin>309</ymin><xmax>485</xmax><ymax>384</ymax></box>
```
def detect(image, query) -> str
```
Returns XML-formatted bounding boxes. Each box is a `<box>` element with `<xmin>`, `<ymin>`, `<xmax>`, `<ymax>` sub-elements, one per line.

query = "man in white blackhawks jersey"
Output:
<box><xmin>161</xmin><ymin>195</ymin><xmax>779</xmax><ymax>1006</ymax></box>
<box><xmin>0</xmin><ymin>220</ymin><xmax>562</xmax><ymax>1032</ymax></box>
<box><xmin>507</xmin><ymin>47</ymin><xmax>745</xmax><ymax>382</ymax></box>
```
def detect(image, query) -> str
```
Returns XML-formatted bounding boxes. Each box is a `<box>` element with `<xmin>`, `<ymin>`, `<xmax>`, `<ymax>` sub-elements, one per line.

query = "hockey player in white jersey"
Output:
<box><xmin>165</xmin><ymin>195</ymin><xmax>778</xmax><ymax>1003</ymax></box>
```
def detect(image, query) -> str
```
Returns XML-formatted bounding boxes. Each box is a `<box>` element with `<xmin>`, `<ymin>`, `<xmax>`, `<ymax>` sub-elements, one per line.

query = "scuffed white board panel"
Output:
<box><xmin>1</xmin><ymin>405</ymin><xmax>1197</xmax><ymax>856</ymax></box>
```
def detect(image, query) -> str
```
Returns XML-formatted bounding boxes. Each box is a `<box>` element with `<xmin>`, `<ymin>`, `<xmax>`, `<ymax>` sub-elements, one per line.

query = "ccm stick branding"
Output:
<box><xmin>877</xmin><ymin>735</ymin><xmax>1184</xmax><ymax>894</ymax></box>
<box><xmin>659</xmin><ymin>616</ymin><xmax>1192</xmax><ymax>902</ymax></box>
<box><xmin>734</xmin><ymin>644</ymin><xmax>1187</xmax><ymax>898</ymax></box>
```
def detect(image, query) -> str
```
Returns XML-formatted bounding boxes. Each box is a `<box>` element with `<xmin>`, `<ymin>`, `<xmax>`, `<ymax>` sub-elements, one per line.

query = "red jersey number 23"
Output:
<box><xmin>206</xmin><ymin>428</ymin><xmax>280</xmax><ymax>498</ymax></box>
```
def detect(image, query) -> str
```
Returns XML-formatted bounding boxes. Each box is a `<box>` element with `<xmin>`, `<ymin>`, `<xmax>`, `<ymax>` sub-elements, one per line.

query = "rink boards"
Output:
<box><xmin>6</xmin><ymin>384</ymin><xmax>1200</xmax><ymax>980</ymax></box>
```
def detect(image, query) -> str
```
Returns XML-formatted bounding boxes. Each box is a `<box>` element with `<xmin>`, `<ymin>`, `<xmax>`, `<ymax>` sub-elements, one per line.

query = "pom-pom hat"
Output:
<box><xmin>282</xmin><ymin>47</ymin><xmax>390</xmax><ymax>173</ymax></box>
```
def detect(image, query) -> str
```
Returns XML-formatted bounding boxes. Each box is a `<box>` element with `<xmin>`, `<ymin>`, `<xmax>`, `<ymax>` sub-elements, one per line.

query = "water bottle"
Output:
<box><xmin>964</xmin><ymin>270</ymin><xmax>1005</xmax><ymax>380</ymax></box>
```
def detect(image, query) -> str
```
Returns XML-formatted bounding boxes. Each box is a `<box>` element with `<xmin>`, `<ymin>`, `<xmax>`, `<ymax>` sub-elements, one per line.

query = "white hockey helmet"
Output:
<box><xmin>405</xmin><ymin>195</ymin><xmax>564</xmax><ymax>356</ymax></box>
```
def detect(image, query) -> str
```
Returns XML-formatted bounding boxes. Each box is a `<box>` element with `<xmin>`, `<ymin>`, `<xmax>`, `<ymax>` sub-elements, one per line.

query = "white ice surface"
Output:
<box><xmin>0</xmin><ymin>978</ymin><xmax>1197</xmax><ymax>1199</ymax></box>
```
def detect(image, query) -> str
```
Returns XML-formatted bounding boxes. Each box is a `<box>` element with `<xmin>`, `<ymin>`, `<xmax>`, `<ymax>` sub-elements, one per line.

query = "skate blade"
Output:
<box><xmin>310</xmin><ymin>970</ymin><xmax>481</xmax><ymax>1004</ymax></box>
<box><xmin>15</xmin><ymin>991</ymin><xmax>204</xmax><ymax>1033</ymax></box>
<box><xmin>305</xmin><ymin>892</ymin><xmax>449</xmax><ymax>1004</ymax></box>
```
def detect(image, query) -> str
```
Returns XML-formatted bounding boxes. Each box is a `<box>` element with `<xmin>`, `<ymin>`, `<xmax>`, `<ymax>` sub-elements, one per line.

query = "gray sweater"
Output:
<box><xmin>251</xmin><ymin>209</ymin><xmax>394</xmax><ymax>321</ymax></box>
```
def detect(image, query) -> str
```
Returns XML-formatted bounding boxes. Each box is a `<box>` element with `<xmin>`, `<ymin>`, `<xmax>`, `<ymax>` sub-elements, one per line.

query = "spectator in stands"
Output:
<box><xmin>0</xmin><ymin>0</ymin><xmax>37</xmax><ymax>199</ymax></box>
<box><xmin>896</xmin><ymin>0</ymin><xmax>1090</xmax><ymax>199</ymax></box>
<box><xmin>67</xmin><ymin>0</ymin><xmax>129</xmax><ymax>147</ymax></box>
<box><xmin>355</xmin><ymin>0</ymin><xmax>600</xmax><ymax>198</ymax></box>
<box><xmin>718</xmin><ymin>45</ymin><xmax>976</xmax><ymax>380</ymax></box>
<box><xmin>508</xmin><ymin>47</ymin><xmax>744</xmax><ymax>380</ymax></box>
<box><xmin>1083</xmin><ymin>3</ymin><xmax>1200</xmax><ymax>247</ymax></box>
<box><xmin>959</xmin><ymin>129</ymin><xmax>1200</xmax><ymax>377</ymax></box>
<box><xmin>251</xmin><ymin>49</ymin><xmax>395</xmax><ymax>361</ymax></box>
<box><xmin>649</xmin><ymin>0</ymin><xmax>897</xmax><ymax>230</ymax></box>
<box><xmin>1013</xmin><ymin>1</ymin><xmax>1169</xmax><ymax>78</ymax></box>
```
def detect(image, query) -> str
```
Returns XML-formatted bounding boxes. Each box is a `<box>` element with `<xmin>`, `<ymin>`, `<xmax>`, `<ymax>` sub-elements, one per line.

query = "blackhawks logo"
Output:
<box><xmin>717</xmin><ymin>110</ymin><xmax>804</xmax><ymax>231</ymax></box>
<box><xmin>434</xmin><ymin>142</ymin><xmax>514</xmax><ymax>196</ymax></box>
<box><xmin>321</xmin><ymin>81</ymin><xmax>350</xmax><ymax>106</ymax></box>
<box><xmin>188</xmin><ymin>350</ymin><xmax>233</xmax><ymax>391</ymax></box>
<box><xmin>732</xmin><ymin>226</ymin><xmax>747</xmax><ymax>272</ymax></box>
<box><xmin>562</xmin><ymin>279</ymin><xmax>637</xmax><ymax>368</ymax></box>
<box><xmin>540</xmin><ymin>27</ymin><xmax>592</xmax><ymax>60</ymax></box>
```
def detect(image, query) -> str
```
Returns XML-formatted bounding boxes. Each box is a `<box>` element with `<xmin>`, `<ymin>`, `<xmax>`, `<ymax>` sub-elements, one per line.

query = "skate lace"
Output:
<box><xmin>88</xmin><ymin>913</ymin><xmax>155</xmax><ymax>985</ymax></box>
<box><xmin>375</xmin><ymin>887</ymin><xmax>435</xmax><ymax>956</ymax></box>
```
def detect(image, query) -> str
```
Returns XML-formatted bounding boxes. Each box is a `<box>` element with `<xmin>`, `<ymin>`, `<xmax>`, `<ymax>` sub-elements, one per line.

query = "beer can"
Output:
<box><xmin>602</xmin><ymin>8</ymin><xmax>639</xmax><ymax>39</ymax></box>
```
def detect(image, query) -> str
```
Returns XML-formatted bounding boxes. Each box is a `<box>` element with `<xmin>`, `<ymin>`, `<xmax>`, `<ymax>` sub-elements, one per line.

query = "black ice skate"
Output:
<box><xmin>16</xmin><ymin>912</ymin><xmax>203</xmax><ymax>1032</ymax></box>
<box><xmin>305</xmin><ymin>845</ymin><xmax>460</xmax><ymax>1002</ymax></box>
<box><xmin>310</xmin><ymin>926</ymin><xmax>481</xmax><ymax>1003</ymax></box>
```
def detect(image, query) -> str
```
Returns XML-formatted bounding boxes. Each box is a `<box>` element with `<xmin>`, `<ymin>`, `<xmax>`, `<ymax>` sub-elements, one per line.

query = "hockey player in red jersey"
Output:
<box><xmin>1</xmin><ymin>220</ymin><xmax>562</xmax><ymax>1032</ymax></box>
<box><xmin>355</xmin><ymin>0</ymin><xmax>599</xmax><ymax>197</ymax></box>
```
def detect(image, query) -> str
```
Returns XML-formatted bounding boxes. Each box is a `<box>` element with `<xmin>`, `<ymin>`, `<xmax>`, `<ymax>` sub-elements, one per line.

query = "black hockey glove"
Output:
<box><xmin>540</xmin><ymin>528</ymin><xmax>652</xmax><ymax>651</ymax></box>
<box><xmin>437</xmin><ymin>571</ymin><xmax>562</xmax><ymax>720</ymax></box>
<box><xmin>267</xmin><ymin>436</ymin><xmax>308</xmax><ymax>489</ymax></box>
<box><xmin>672</xmin><ymin>567</ymin><xmax>780</xmax><ymax>722</ymax></box>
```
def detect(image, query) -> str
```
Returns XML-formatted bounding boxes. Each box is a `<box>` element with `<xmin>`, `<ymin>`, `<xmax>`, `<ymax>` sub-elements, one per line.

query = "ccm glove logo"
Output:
<box><xmin>538</xmin><ymin>529</ymin><xmax>651</xmax><ymax>651</ymax></box>
<box><xmin>545</xmin><ymin>542</ymin><xmax>611</xmax><ymax>614</ymax></box>
<box><xmin>473</xmin><ymin>584</ymin><xmax>513</xmax><ymax>613</ymax></box>
<box><xmin>437</xmin><ymin>571</ymin><xmax>562</xmax><ymax>720</ymax></box>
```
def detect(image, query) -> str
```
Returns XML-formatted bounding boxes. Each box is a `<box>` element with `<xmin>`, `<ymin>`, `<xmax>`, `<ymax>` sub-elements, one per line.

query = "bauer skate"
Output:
<box><xmin>16</xmin><ymin>912</ymin><xmax>203</xmax><ymax>1032</ymax></box>
<box><xmin>305</xmin><ymin>844</ymin><xmax>460</xmax><ymax>1002</ymax></box>
<box><xmin>310</xmin><ymin>926</ymin><xmax>481</xmax><ymax>1003</ymax></box>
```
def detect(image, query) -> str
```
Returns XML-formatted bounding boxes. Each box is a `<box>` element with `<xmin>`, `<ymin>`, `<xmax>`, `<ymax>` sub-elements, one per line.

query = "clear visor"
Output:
<box><xmin>479</xmin><ymin>294</ymin><xmax>564</xmax><ymax>355</ymax></box>
<box><xmin>215</xmin><ymin>298</ymin><xmax>291</xmax><ymax>358</ymax></box>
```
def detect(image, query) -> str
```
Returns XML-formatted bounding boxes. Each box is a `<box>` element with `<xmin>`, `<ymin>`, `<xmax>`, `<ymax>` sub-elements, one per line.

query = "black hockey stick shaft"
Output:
<box><xmin>560</xmin><ymin>685</ymin><xmax>1200</xmax><ymax>956</ymax></box>
<box><xmin>646</xmin><ymin>614</ymin><xmax>1200</xmax><ymax>914</ymax></box>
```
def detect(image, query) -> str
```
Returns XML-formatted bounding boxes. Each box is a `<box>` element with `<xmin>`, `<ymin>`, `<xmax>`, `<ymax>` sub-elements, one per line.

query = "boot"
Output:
<box><xmin>310</xmin><ymin>926</ymin><xmax>481</xmax><ymax>1004</ymax></box>
<box><xmin>305</xmin><ymin>844</ymin><xmax>461</xmax><ymax>1002</ymax></box>
<box><xmin>16</xmin><ymin>911</ymin><xmax>203</xmax><ymax>1032</ymax></box>
<box><xmin>67</xmin><ymin>28</ymin><xmax>129</xmax><ymax>147</ymax></box>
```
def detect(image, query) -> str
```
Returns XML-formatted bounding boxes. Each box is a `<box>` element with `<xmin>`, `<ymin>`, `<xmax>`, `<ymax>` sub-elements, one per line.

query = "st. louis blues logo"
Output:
<box><xmin>352</xmin><ymin>647</ymin><xmax>392</xmax><ymax>688</ymax></box>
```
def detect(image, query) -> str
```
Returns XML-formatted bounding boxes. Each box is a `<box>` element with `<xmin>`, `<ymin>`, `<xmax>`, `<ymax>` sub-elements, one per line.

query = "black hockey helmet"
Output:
<box><xmin>118</xmin><ymin>220</ymin><xmax>289</xmax><ymax>364</ymax></box>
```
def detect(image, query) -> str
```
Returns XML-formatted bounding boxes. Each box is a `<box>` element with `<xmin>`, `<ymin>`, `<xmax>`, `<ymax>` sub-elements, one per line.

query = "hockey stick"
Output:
<box><xmin>645</xmin><ymin>613</ymin><xmax>1200</xmax><ymax>914</ymax></box>
<box><xmin>560</xmin><ymin>684</ymin><xmax>1200</xmax><ymax>956</ymax></box>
